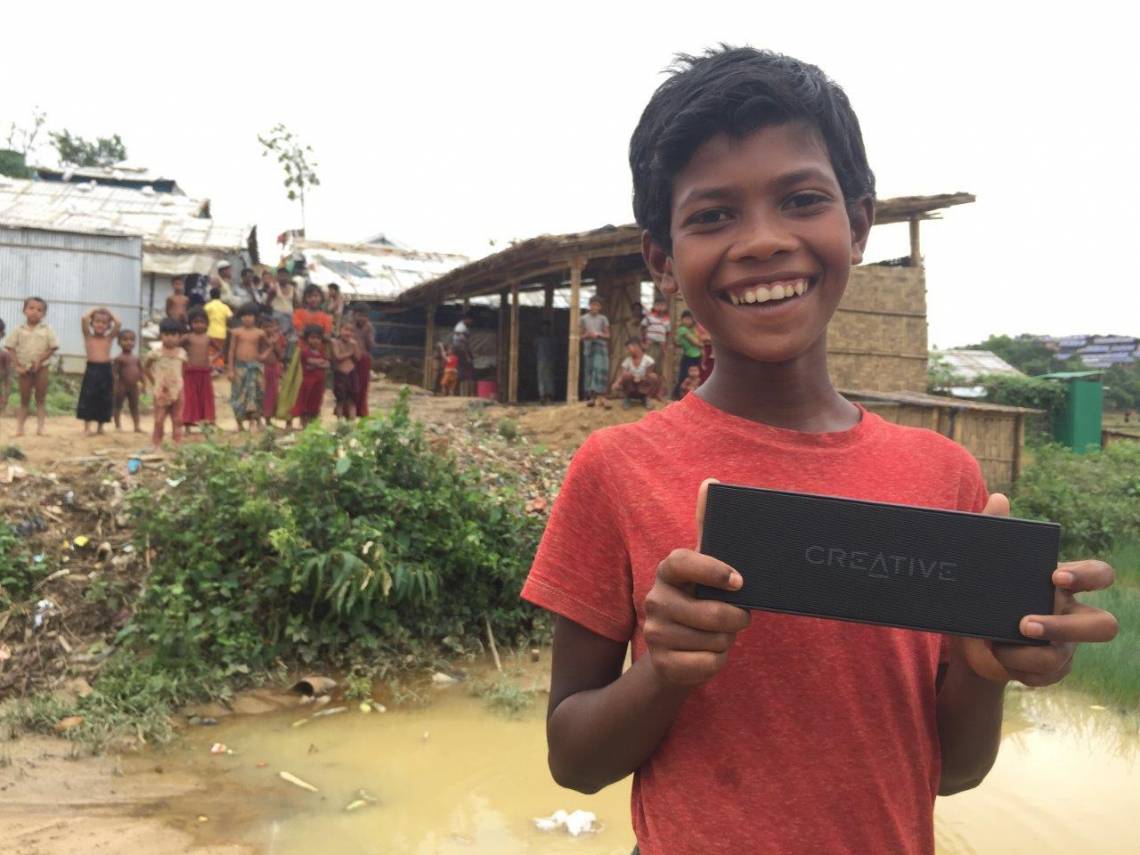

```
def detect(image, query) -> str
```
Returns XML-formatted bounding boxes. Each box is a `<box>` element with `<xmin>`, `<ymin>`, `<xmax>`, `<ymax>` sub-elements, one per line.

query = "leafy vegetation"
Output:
<box><xmin>1103</xmin><ymin>362</ymin><xmax>1140</xmax><ymax>414</ymax></box>
<box><xmin>6</xmin><ymin>390</ymin><xmax>548</xmax><ymax>747</ymax></box>
<box><xmin>50</xmin><ymin>129</ymin><xmax>127</xmax><ymax>168</ymax></box>
<box><xmin>1012</xmin><ymin>442</ymin><xmax>1140</xmax><ymax>559</ymax></box>
<box><xmin>0</xmin><ymin>521</ymin><xmax>47</xmax><ymax>609</ymax></box>
<box><xmin>257</xmin><ymin>123</ymin><xmax>320</xmax><ymax>229</ymax></box>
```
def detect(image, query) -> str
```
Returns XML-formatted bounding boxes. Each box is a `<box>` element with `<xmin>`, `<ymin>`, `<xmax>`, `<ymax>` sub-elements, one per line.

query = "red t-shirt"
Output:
<box><xmin>522</xmin><ymin>393</ymin><xmax>988</xmax><ymax>855</ymax></box>
<box><xmin>292</xmin><ymin>308</ymin><xmax>332</xmax><ymax>336</ymax></box>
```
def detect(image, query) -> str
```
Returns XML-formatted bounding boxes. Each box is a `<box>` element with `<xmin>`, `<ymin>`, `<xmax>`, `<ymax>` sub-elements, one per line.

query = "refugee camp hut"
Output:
<box><xmin>397</xmin><ymin>192</ymin><xmax>975</xmax><ymax>403</ymax></box>
<box><xmin>282</xmin><ymin>237</ymin><xmax>468</xmax><ymax>379</ymax></box>
<box><xmin>0</xmin><ymin>222</ymin><xmax>143</xmax><ymax>372</ymax></box>
<box><xmin>0</xmin><ymin>175</ymin><xmax>256</xmax><ymax>325</ymax></box>
<box><xmin>844</xmin><ymin>389</ymin><xmax>1039</xmax><ymax>491</ymax></box>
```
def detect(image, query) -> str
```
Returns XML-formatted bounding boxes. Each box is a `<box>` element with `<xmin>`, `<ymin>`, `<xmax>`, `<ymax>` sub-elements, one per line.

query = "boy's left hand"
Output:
<box><xmin>961</xmin><ymin>493</ymin><xmax>1119</xmax><ymax>686</ymax></box>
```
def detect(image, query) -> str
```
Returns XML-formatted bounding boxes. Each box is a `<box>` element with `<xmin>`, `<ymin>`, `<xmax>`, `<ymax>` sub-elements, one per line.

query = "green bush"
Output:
<box><xmin>1012</xmin><ymin>442</ymin><xmax>1140</xmax><ymax>559</ymax></box>
<box><xmin>978</xmin><ymin>373</ymin><xmax>1068</xmax><ymax>440</ymax></box>
<box><xmin>0</xmin><ymin>521</ymin><xmax>46</xmax><ymax>609</ymax></box>
<box><xmin>122</xmin><ymin>388</ymin><xmax>547</xmax><ymax>678</ymax></box>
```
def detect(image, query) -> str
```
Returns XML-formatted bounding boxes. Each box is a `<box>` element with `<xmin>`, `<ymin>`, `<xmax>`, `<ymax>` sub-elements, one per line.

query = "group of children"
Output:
<box><xmin>0</xmin><ymin>279</ymin><xmax>376</xmax><ymax>447</ymax></box>
<box><xmin>579</xmin><ymin>294</ymin><xmax>713</xmax><ymax>409</ymax></box>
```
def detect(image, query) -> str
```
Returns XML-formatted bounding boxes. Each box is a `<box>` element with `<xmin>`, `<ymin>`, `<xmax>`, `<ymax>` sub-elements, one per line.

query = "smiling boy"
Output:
<box><xmin>521</xmin><ymin>47</ymin><xmax>1118</xmax><ymax>855</ymax></box>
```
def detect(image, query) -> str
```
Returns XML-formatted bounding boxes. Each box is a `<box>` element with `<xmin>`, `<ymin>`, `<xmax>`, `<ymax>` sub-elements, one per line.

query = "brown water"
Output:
<box><xmin>156</xmin><ymin>686</ymin><xmax>1138</xmax><ymax>854</ymax></box>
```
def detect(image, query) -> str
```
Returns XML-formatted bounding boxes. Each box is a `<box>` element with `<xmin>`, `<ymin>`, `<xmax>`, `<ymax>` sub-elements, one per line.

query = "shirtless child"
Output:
<box><xmin>181</xmin><ymin>309</ymin><xmax>215</xmax><ymax>429</ymax></box>
<box><xmin>77</xmin><ymin>307</ymin><xmax>122</xmax><ymax>435</ymax></box>
<box><xmin>330</xmin><ymin>323</ymin><xmax>360</xmax><ymax>420</ymax></box>
<box><xmin>166</xmin><ymin>276</ymin><xmax>190</xmax><ymax>326</ymax></box>
<box><xmin>112</xmin><ymin>329</ymin><xmax>146</xmax><ymax>432</ymax></box>
<box><xmin>227</xmin><ymin>303</ymin><xmax>268</xmax><ymax>432</ymax></box>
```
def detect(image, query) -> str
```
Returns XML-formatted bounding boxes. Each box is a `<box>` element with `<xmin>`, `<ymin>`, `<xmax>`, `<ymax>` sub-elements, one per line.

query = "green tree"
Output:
<box><xmin>50</xmin><ymin>130</ymin><xmax>127</xmax><ymax>167</ymax></box>
<box><xmin>1</xmin><ymin>107</ymin><xmax>47</xmax><ymax>178</ymax></box>
<box><xmin>257</xmin><ymin>123</ymin><xmax>320</xmax><ymax>231</ymax></box>
<box><xmin>1104</xmin><ymin>362</ymin><xmax>1140</xmax><ymax>412</ymax></box>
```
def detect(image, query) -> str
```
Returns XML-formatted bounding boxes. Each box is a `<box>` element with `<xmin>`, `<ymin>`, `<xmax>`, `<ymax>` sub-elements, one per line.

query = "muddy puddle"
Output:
<box><xmin>128</xmin><ymin>685</ymin><xmax>1137</xmax><ymax>854</ymax></box>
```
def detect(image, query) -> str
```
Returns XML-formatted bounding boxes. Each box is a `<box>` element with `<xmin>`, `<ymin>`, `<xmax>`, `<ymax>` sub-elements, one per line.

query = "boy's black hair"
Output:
<box><xmin>237</xmin><ymin>302</ymin><xmax>260</xmax><ymax>319</ymax></box>
<box><xmin>159</xmin><ymin>318</ymin><xmax>183</xmax><ymax>335</ymax></box>
<box><xmin>327</xmin><ymin>282</ymin><xmax>340</xmax><ymax>292</ymax></box>
<box><xmin>302</xmin><ymin>323</ymin><xmax>324</xmax><ymax>340</ymax></box>
<box><xmin>0</xmin><ymin>318</ymin><xmax>6</xmax><ymax>335</ymax></box>
<box><xmin>188</xmin><ymin>307</ymin><xmax>208</xmax><ymax>324</ymax></box>
<box><xmin>118</xmin><ymin>328</ymin><xmax>135</xmax><ymax>341</ymax></box>
<box><xmin>209</xmin><ymin>287</ymin><xmax>221</xmax><ymax>300</ymax></box>
<box><xmin>23</xmin><ymin>296</ymin><xmax>47</xmax><ymax>311</ymax></box>
<box><xmin>630</xmin><ymin>45</ymin><xmax>876</xmax><ymax>249</ymax></box>
<box><xmin>681</xmin><ymin>309</ymin><xmax>694</xmax><ymax>319</ymax></box>
<box><xmin>626</xmin><ymin>336</ymin><xmax>644</xmax><ymax>347</ymax></box>
<box><xmin>302</xmin><ymin>283</ymin><xmax>323</xmax><ymax>301</ymax></box>
<box><xmin>589</xmin><ymin>295</ymin><xmax>603</xmax><ymax>304</ymax></box>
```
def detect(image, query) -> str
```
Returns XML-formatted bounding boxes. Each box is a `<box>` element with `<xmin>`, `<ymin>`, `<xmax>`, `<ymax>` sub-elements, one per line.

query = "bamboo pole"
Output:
<box><xmin>908</xmin><ymin>216</ymin><xmax>922</xmax><ymax>267</ymax></box>
<box><xmin>1011</xmin><ymin>413</ymin><xmax>1026</xmax><ymax>484</ymax></box>
<box><xmin>422</xmin><ymin>303</ymin><xmax>437</xmax><ymax>390</ymax></box>
<box><xmin>508</xmin><ymin>282</ymin><xmax>520</xmax><ymax>404</ymax></box>
<box><xmin>497</xmin><ymin>290</ymin><xmax>508</xmax><ymax>401</ymax></box>
<box><xmin>566</xmin><ymin>256</ymin><xmax>586</xmax><ymax>403</ymax></box>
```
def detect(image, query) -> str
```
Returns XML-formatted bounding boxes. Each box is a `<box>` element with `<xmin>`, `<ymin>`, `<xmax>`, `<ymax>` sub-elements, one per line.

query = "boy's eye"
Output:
<box><xmin>685</xmin><ymin>208</ymin><xmax>732</xmax><ymax>227</ymax></box>
<box><xmin>784</xmin><ymin>192</ymin><xmax>830</xmax><ymax>210</ymax></box>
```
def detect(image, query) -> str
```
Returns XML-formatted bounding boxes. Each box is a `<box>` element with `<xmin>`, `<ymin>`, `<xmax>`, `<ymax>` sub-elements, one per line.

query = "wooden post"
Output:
<box><xmin>908</xmin><ymin>216</ymin><xmax>922</xmax><ymax>267</ymax></box>
<box><xmin>508</xmin><ymin>282</ymin><xmax>520</xmax><ymax>403</ymax></box>
<box><xmin>543</xmin><ymin>283</ymin><xmax>554</xmax><ymax>322</ymax></box>
<box><xmin>497</xmin><ymin>290</ymin><xmax>509</xmax><ymax>401</ymax></box>
<box><xmin>422</xmin><ymin>303</ymin><xmax>437</xmax><ymax>390</ymax></box>
<box><xmin>1011</xmin><ymin>413</ymin><xmax>1026</xmax><ymax>484</ymax></box>
<box><xmin>566</xmin><ymin>256</ymin><xmax>587</xmax><ymax>403</ymax></box>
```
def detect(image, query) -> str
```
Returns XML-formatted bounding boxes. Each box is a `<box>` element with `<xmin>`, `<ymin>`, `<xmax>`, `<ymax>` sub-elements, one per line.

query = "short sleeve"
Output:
<box><xmin>47</xmin><ymin>327</ymin><xmax>60</xmax><ymax>349</ymax></box>
<box><xmin>957</xmin><ymin>452</ymin><xmax>989</xmax><ymax>513</ymax></box>
<box><xmin>521</xmin><ymin>432</ymin><xmax>635</xmax><ymax>642</ymax></box>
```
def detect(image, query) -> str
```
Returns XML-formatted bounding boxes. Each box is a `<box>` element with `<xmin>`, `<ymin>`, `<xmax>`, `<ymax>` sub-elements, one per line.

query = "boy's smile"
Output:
<box><xmin>649</xmin><ymin>121</ymin><xmax>871</xmax><ymax>368</ymax></box>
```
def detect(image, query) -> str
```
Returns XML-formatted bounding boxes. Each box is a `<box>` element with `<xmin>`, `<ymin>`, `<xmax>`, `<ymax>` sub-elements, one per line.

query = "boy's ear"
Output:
<box><xmin>641</xmin><ymin>231</ymin><xmax>679</xmax><ymax>297</ymax></box>
<box><xmin>849</xmin><ymin>195</ymin><xmax>875</xmax><ymax>265</ymax></box>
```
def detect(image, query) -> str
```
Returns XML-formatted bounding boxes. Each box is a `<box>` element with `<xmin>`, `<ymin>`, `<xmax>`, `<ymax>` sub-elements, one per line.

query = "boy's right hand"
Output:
<box><xmin>644</xmin><ymin>479</ymin><xmax>751</xmax><ymax>688</ymax></box>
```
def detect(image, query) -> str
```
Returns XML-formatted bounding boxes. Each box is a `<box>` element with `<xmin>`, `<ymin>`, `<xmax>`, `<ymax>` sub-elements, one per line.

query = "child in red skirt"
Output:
<box><xmin>292</xmin><ymin>324</ymin><xmax>329</xmax><ymax>427</ymax></box>
<box><xmin>261</xmin><ymin>314</ymin><xmax>286</xmax><ymax>424</ymax></box>
<box><xmin>181</xmin><ymin>309</ymin><xmax>216</xmax><ymax>428</ymax></box>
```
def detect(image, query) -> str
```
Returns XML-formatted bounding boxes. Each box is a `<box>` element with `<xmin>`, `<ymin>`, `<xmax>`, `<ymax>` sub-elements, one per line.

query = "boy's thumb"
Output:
<box><xmin>981</xmin><ymin>492</ymin><xmax>1010</xmax><ymax>518</ymax></box>
<box><xmin>695</xmin><ymin>478</ymin><xmax>719</xmax><ymax>551</ymax></box>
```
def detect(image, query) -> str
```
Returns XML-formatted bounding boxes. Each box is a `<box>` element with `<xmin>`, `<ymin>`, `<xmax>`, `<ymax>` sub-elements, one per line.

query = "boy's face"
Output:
<box><xmin>653</xmin><ymin>301</ymin><xmax>666</xmax><ymax>315</ymax></box>
<box><xmin>645</xmin><ymin>121</ymin><xmax>871</xmax><ymax>366</ymax></box>
<box><xmin>191</xmin><ymin>317</ymin><xmax>208</xmax><ymax>334</ymax></box>
<box><xmin>306</xmin><ymin>333</ymin><xmax>323</xmax><ymax>348</ymax></box>
<box><xmin>627</xmin><ymin>342</ymin><xmax>643</xmax><ymax>357</ymax></box>
<box><xmin>92</xmin><ymin>314</ymin><xmax>109</xmax><ymax>334</ymax></box>
<box><xmin>688</xmin><ymin>365</ymin><xmax>700</xmax><ymax>379</ymax></box>
<box><xmin>24</xmin><ymin>300</ymin><xmax>45</xmax><ymax>324</ymax></box>
<box><xmin>172</xmin><ymin>279</ymin><xmax>184</xmax><ymax>293</ymax></box>
<box><xmin>161</xmin><ymin>331</ymin><xmax>181</xmax><ymax>347</ymax></box>
<box><xmin>120</xmin><ymin>333</ymin><xmax>136</xmax><ymax>352</ymax></box>
<box><xmin>339</xmin><ymin>326</ymin><xmax>355</xmax><ymax>342</ymax></box>
<box><xmin>306</xmin><ymin>292</ymin><xmax>321</xmax><ymax>308</ymax></box>
<box><xmin>682</xmin><ymin>315</ymin><xmax>694</xmax><ymax>327</ymax></box>
<box><xmin>353</xmin><ymin>310</ymin><xmax>368</xmax><ymax>325</ymax></box>
<box><xmin>589</xmin><ymin>301</ymin><xmax>601</xmax><ymax>314</ymax></box>
<box><xmin>278</xmin><ymin>270</ymin><xmax>289</xmax><ymax>285</ymax></box>
<box><xmin>240</xmin><ymin>313</ymin><xmax>256</xmax><ymax>328</ymax></box>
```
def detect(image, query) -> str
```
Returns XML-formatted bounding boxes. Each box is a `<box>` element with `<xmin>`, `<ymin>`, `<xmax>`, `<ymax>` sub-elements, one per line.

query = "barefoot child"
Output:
<box><xmin>6</xmin><ymin>297</ymin><xmax>59</xmax><ymax>437</ymax></box>
<box><xmin>227</xmin><ymin>303</ymin><xmax>268</xmax><ymax>432</ymax></box>
<box><xmin>144</xmin><ymin>318</ymin><xmax>186</xmax><ymax>447</ymax></box>
<box><xmin>350</xmin><ymin>304</ymin><xmax>374</xmax><ymax>417</ymax></box>
<box><xmin>165</xmin><ymin>276</ymin><xmax>190</xmax><ymax>326</ymax></box>
<box><xmin>292</xmin><ymin>324</ymin><xmax>329</xmax><ymax>428</ymax></box>
<box><xmin>0</xmin><ymin>319</ymin><xmax>9</xmax><ymax>423</ymax></box>
<box><xmin>181</xmin><ymin>309</ymin><xmax>215</xmax><ymax>429</ymax></box>
<box><xmin>330</xmin><ymin>323</ymin><xmax>360</xmax><ymax>420</ymax></box>
<box><xmin>112</xmin><ymin>329</ymin><xmax>146</xmax><ymax>432</ymax></box>
<box><xmin>261</xmin><ymin>314</ymin><xmax>286</xmax><ymax>425</ymax></box>
<box><xmin>439</xmin><ymin>345</ymin><xmax>459</xmax><ymax>396</ymax></box>
<box><xmin>523</xmin><ymin>47</ymin><xmax>1119</xmax><ymax>855</ymax></box>
<box><xmin>77</xmin><ymin>307</ymin><xmax>121</xmax><ymax>435</ymax></box>
<box><xmin>611</xmin><ymin>337</ymin><xmax>660</xmax><ymax>408</ymax></box>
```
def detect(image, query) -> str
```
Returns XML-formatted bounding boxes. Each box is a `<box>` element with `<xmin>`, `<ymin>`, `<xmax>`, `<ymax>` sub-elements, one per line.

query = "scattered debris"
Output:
<box><xmin>310</xmin><ymin>706</ymin><xmax>347</xmax><ymax>719</ymax></box>
<box><xmin>372</xmin><ymin>702</ymin><xmax>387</xmax><ymax>713</ymax></box>
<box><xmin>1089</xmin><ymin>704</ymin><xmax>1108</xmax><ymax>711</ymax></box>
<box><xmin>359</xmin><ymin>701</ymin><xmax>372</xmax><ymax>714</ymax></box>
<box><xmin>209</xmin><ymin>743</ymin><xmax>233</xmax><ymax>755</ymax></box>
<box><xmin>532</xmin><ymin>809</ymin><xmax>599</xmax><ymax>836</ymax></box>
<box><xmin>344</xmin><ymin>789</ymin><xmax>380</xmax><ymax>812</ymax></box>
<box><xmin>1</xmin><ymin>464</ymin><xmax>27</xmax><ymax>484</ymax></box>
<box><xmin>431</xmin><ymin>672</ymin><xmax>458</xmax><ymax>686</ymax></box>
<box><xmin>279</xmin><ymin>771</ymin><xmax>319</xmax><ymax>792</ymax></box>
<box><xmin>530</xmin><ymin>648</ymin><xmax>541</xmax><ymax>663</ymax></box>
<box><xmin>290</xmin><ymin>675</ymin><xmax>337</xmax><ymax>696</ymax></box>
<box><xmin>54</xmin><ymin>715</ymin><xmax>85</xmax><ymax>733</ymax></box>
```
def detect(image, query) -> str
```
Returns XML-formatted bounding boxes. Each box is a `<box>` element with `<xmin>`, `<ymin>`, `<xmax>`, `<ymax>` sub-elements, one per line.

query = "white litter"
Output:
<box><xmin>533</xmin><ymin>809</ymin><xmax>599</xmax><ymax>836</ymax></box>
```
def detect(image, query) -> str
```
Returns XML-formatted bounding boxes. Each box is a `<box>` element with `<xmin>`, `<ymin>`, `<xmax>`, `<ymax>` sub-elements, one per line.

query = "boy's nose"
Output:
<box><xmin>726</xmin><ymin>213</ymin><xmax>798</xmax><ymax>264</ymax></box>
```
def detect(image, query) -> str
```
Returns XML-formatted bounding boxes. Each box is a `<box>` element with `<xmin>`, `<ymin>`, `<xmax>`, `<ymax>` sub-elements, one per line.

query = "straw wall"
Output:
<box><xmin>829</xmin><ymin>264</ymin><xmax>927</xmax><ymax>392</ymax></box>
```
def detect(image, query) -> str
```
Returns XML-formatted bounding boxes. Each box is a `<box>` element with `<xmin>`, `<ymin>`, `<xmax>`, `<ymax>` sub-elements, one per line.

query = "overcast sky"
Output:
<box><xmin>3</xmin><ymin>1</ymin><xmax>1137</xmax><ymax>346</ymax></box>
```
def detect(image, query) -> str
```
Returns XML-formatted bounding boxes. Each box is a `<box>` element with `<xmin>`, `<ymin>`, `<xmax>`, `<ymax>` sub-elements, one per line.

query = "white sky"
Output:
<box><xmin>3</xmin><ymin>1</ymin><xmax>1137</xmax><ymax>346</ymax></box>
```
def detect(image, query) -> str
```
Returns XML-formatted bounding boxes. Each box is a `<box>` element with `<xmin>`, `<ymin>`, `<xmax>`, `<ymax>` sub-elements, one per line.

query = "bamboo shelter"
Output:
<box><xmin>397</xmin><ymin>193</ymin><xmax>974</xmax><ymax>404</ymax></box>
<box><xmin>844</xmin><ymin>389</ymin><xmax>1039</xmax><ymax>492</ymax></box>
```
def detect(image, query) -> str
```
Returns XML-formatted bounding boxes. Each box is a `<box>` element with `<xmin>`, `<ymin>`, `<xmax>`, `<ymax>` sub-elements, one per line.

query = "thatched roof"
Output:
<box><xmin>398</xmin><ymin>192</ymin><xmax>975</xmax><ymax>307</ymax></box>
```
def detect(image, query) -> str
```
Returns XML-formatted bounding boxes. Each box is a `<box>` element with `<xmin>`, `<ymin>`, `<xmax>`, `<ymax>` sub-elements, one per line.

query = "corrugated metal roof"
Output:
<box><xmin>288</xmin><ymin>238</ymin><xmax>469</xmax><ymax>302</ymax></box>
<box><xmin>0</xmin><ymin>176</ymin><xmax>251</xmax><ymax>260</ymax></box>
<box><xmin>931</xmin><ymin>349</ymin><xmax>1024</xmax><ymax>382</ymax></box>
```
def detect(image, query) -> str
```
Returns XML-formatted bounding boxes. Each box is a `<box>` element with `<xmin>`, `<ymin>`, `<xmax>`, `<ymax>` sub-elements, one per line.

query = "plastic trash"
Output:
<box><xmin>209</xmin><ymin>743</ymin><xmax>234</xmax><ymax>755</ymax></box>
<box><xmin>431</xmin><ymin>672</ymin><xmax>457</xmax><ymax>686</ymax></box>
<box><xmin>359</xmin><ymin>701</ymin><xmax>372</xmax><ymax>714</ymax></box>
<box><xmin>533</xmin><ymin>809</ymin><xmax>599</xmax><ymax>836</ymax></box>
<box><xmin>310</xmin><ymin>706</ymin><xmax>347</xmax><ymax>719</ymax></box>
<box><xmin>279</xmin><ymin>771</ymin><xmax>319</xmax><ymax>792</ymax></box>
<box><xmin>33</xmin><ymin>599</ymin><xmax>55</xmax><ymax>629</ymax></box>
<box><xmin>127</xmin><ymin>457</ymin><xmax>142</xmax><ymax>475</ymax></box>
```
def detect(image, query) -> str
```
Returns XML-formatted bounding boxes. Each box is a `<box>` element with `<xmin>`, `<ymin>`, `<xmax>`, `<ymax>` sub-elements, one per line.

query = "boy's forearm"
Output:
<box><xmin>936</xmin><ymin>653</ymin><xmax>1006</xmax><ymax>795</ymax></box>
<box><xmin>548</xmin><ymin>655</ymin><xmax>691</xmax><ymax>793</ymax></box>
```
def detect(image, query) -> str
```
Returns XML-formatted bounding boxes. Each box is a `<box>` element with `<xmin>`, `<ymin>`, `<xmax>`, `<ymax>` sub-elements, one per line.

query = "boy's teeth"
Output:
<box><xmin>730</xmin><ymin>278</ymin><xmax>808</xmax><ymax>305</ymax></box>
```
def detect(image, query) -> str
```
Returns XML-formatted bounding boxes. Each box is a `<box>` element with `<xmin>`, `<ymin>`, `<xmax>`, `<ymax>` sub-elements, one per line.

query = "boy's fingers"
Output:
<box><xmin>1020</xmin><ymin>604</ymin><xmax>1120</xmax><ymax>643</ymax></box>
<box><xmin>657</xmin><ymin>548</ymin><xmax>740</xmax><ymax>591</ymax></box>
<box><xmin>1053</xmin><ymin>560</ymin><xmax>1115</xmax><ymax>593</ymax></box>
<box><xmin>980</xmin><ymin>492</ymin><xmax>1010</xmax><ymax>517</ymax></box>
<box><xmin>694</xmin><ymin>478</ymin><xmax>719</xmax><ymax>551</ymax></box>
<box><xmin>992</xmin><ymin>641</ymin><xmax>1073</xmax><ymax>676</ymax></box>
<box><xmin>644</xmin><ymin>623</ymin><xmax>737</xmax><ymax>654</ymax></box>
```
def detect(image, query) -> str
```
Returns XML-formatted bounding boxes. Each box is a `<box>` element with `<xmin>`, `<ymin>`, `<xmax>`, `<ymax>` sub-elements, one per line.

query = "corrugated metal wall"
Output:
<box><xmin>0</xmin><ymin>226</ymin><xmax>144</xmax><ymax>372</ymax></box>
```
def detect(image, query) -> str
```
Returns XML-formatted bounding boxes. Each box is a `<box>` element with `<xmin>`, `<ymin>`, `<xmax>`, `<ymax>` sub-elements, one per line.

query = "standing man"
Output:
<box><xmin>211</xmin><ymin>260</ymin><xmax>238</xmax><ymax>308</ymax></box>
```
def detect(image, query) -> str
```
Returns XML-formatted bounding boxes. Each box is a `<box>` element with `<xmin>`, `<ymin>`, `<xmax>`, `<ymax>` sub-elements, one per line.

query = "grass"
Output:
<box><xmin>1065</xmin><ymin>540</ymin><xmax>1140</xmax><ymax>709</ymax></box>
<box><xmin>470</xmin><ymin>671</ymin><xmax>539</xmax><ymax>716</ymax></box>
